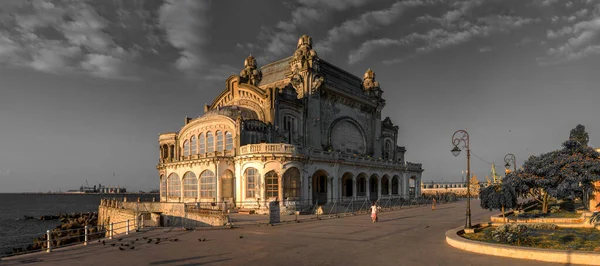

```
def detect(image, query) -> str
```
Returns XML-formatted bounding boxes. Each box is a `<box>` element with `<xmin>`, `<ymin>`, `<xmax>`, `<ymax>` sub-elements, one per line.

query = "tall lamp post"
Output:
<box><xmin>451</xmin><ymin>130</ymin><xmax>471</xmax><ymax>229</ymax></box>
<box><xmin>504</xmin><ymin>153</ymin><xmax>516</xmax><ymax>173</ymax></box>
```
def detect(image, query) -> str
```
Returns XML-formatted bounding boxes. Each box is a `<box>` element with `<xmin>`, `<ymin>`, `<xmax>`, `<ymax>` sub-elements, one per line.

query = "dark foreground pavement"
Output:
<box><xmin>1</xmin><ymin>200</ymin><xmax>579</xmax><ymax>266</ymax></box>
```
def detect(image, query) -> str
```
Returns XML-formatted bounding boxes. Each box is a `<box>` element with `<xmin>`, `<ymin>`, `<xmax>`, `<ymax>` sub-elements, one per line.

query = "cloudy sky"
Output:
<box><xmin>1</xmin><ymin>0</ymin><xmax>599</xmax><ymax>193</ymax></box>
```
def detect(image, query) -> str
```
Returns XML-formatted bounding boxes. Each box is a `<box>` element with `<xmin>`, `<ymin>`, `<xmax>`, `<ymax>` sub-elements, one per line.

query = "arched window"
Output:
<box><xmin>160</xmin><ymin>175</ymin><xmax>166</xmax><ymax>199</ymax></box>
<box><xmin>167</xmin><ymin>173</ymin><xmax>181</xmax><ymax>198</ymax></box>
<box><xmin>225</xmin><ymin>131</ymin><xmax>233</xmax><ymax>150</ymax></box>
<box><xmin>190</xmin><ymin>135</ymin><xmax>197</xmax><ymax>155</ymax></box>
<box><xmin>383</xmin><ymin>139</ymin><xmax>393</xmax><ymax>160</ymax></box>
<box><xmin>183</xmin><ymin>140</ymin><xmax>190</xmax><ymax>156</ymax></box>
<box><xmin>382</xmin><ymin>176</ymin><xmax>390</xmax><ymax>195</ymax></box>
<box><xmin>216</xmin><ymin>131</ymin><xmax>224</xmax><ymax>151</ymax></box>
<box><xmin>392</xmin><ymin>177</ymin><xmax>399</xmax><ymax>195</ymax></box>
<box><xmin>265</xmin><ymin>171</ymin><xmax>279</xmax><ymax>198</ymax></box>
<box><xmin>162</xmin><ymin>144</ymin><xmax>168</xmax><ymax>158</ymax></box>
<box><xmin>200</xmin><ymin>170</ymin><xmax>216</xmax><ymax>198</ymax></box>
<box><xmin>245</xmin><ymin>168</ymin><xmax>258</xmax><ymax>198</ymax></box>
<box><xmin>283</xmin><ymin>168</ymin><xmax>300</xmax><ymax>198</ymax></box>
<box><xmin>199</xmin><ymin>133</ymin><xmax>205</xmax><ymax>154</ymax></box>
<box><xmin>183</xmin><ymin>172</ymin><xmax>198</xmax><ymax>198</ymax></box>
<box><xmin>207</xmin><ymin>132</ymin><xmax>214</xmax><ymax>153</ymax></box>
<box><xmin>283</xmin><ymin>115</ymin><xmax>297</xmax><ymax>144</ymax></box>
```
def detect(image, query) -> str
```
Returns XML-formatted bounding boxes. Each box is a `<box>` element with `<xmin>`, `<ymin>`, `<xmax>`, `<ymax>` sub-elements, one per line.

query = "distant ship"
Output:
<box><xmin>65</xmin><ymin>179</ymin><xmax>127</xmax><ymax>194</ymax></box>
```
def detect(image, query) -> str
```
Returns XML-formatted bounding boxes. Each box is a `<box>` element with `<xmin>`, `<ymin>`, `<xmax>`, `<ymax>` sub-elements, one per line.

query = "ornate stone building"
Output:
<box><xmin>156</xmin><ymin>35</ymin><xmax>423</xmax><ymax>209</ymax></box>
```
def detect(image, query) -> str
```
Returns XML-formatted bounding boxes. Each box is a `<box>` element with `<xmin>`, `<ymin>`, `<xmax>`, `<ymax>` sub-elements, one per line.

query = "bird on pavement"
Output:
<box><xmin>110</xmin><ymin>243</ymin><xmax>116</xmax><ymax>246</ymax></box>
<box><xmin>118</xmin><ymin>247</ymin><xmax>125</xmax><ymax>251</ymax></box>
<box><xmin>239</xmin><ymin>236</ymin><xmax>243</xmax><ymax>239</ymax></box>
<box><xmin>101</xmin><ymin>240</ymin><xmax>105</xmax><ymax>246</ymax></box>
<box><xmin>130</xmin><ymin>246</ymin><xmax>135</xmax><ymax>250</ymax></box>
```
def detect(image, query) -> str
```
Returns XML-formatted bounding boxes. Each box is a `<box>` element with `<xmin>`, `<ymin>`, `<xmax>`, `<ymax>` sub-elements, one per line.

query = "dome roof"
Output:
<box><xmin>200</xmin><ymin>105</ymin><xmax>259</xmax><ymax>120</ymax></box>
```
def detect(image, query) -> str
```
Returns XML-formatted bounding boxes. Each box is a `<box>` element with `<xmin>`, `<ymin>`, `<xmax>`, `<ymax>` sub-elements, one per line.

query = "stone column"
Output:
<box><xmin>352</xmin><ymin>177</ymin><xmax>357</xmax><ymax>200</ymax></box>
<box><xmin>377</xmin><ymin>177</ymin><xmax>382</xmax><ymax>200</ymax></box>
<box><xmin>215</xmin><ymin>162</ymin><xmax>221</xmax><ymax>203</ymax></box>
<box><xmin>366</xmin><ymin>178</ymin><xmax>370</xmax><ymax>199</ymax></box>
<box><xmin>327</xmin><ymin>176</ymin><xmax>333</xmax><ymax>204</ymax></box>
<box><xmin>278</xmin><ymin>172</ymin><xmax>283</xmax><ymax>202</ymax></box>
<box><xmin>402</xmin><ymin>172</ymin><xmax>408</xmax><ymax>199</ymax></box>
<box><xmin>388</xmin><ymin>178</ymin><xmax>392</xmax><ymax>196</ymax></box>
<box><xmin>307</xmin><ymin>174</ymin><xmax>312</xmax><ymax>204</ymax></box>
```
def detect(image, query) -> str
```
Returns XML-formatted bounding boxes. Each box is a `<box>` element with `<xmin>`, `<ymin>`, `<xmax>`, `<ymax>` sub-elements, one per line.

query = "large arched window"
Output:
<box><xmin>200</xmin><ymin>170</ymin><xmax>216</xmax><ymax>198</ymax></box>
<box><xmin>207</xmin><ymin>132</ymin><xmax>214</xmax><ymax>153</ymax></box>
<box><xmin>225</xmin><ymin>131</ymin><xmax>233</xmax><ymax>151</ymax></box>
<box><xmin>183</xmin><ymin>140</ymin><xmax>190</xmax><ymax>156</ymax></box>
<box><xmin>160</xmin><ymin>175</ymin><xmax>166</xmax><ymax>199</ymax></box>
<box><xmin>167</xmin><ymin>173</ymin><xmax>181</xmax><ymax>198</ymax></box>
<box><xmin>382</xmin><ymin>176</ymin><xmax>390</xmax><ymax>195</ymax></box>
<box><xmin>265</xmin><ymin>171</ymin><xmax>279</xmax><ymax>198</ymax></box>
<box><xmin>245</xmin><ymin>168</ymin><xmax>258</xmax><ymax>198</ymax></box>
<box><xmin>216</xmin><ymin>131</ymin><xmax>224</xmax><ymax>151</ymax></box>
<box><xmin>330</xmin><ymin>119</ymin><xmax>365</xmax><ymax>154</ymax></box>
<box><xmin>199</xmin><ymin>133</ymin><xmax>205</xmax><ymax>154</ymax></box>
<box><xmin>190</xmin><ymin>135</ymin><xmax>197</xmax><ymax>155</ymax></box>
<box><xmin>283</xmin><ymin>168</ymin><xmax>300</xmax><ymax>198</ymax></box>
<box><xmin>183</xmin><ymin>172</ymin><xmax>198</xmax><ymax>198</ymax></box>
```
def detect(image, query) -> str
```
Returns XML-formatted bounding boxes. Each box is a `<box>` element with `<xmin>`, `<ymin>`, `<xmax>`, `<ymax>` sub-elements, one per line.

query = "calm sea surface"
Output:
<box><xmin>0</xmin><ymin>193</ymin><xmax>157</xmax><ymax>255</ymax></box>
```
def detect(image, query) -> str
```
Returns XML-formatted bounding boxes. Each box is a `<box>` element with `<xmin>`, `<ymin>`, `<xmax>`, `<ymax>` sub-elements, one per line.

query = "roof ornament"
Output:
<box><xmin>240</xmin><ymin>54</ymin><xmax>262</xmax><ymax>86</ymax></box>
<box><xmin>291</xmin><ymin>35</ymin><xmax>319</xmax><ymax>73</ymax></box>
<box><xmin>362</xmin><ymin>68</ymin><xmax>383</xmax><ymax>98</ymax></box>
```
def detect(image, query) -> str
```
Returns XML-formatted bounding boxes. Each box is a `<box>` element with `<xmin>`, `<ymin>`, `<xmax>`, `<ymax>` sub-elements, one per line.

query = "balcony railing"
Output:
<box><xmin>238</xmin><ymin>143</ymin><xmax>302</xmax><ymax>156</ymax></box>
<box><xmin>158</xmin><ymin>150</ymin><xmax>236</xmax><ymax>164</ymax></box>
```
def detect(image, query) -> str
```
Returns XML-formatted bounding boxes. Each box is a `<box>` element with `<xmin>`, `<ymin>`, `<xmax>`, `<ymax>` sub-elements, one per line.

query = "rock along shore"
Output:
<box><xmin>9</xmin><ymin>212</ymin><xmax>100</xmax><ymax>255</ymax></box>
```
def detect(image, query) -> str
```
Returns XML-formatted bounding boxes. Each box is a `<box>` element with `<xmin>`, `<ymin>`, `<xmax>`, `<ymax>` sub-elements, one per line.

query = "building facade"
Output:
<box><xmin>156</xmin><ymin>35</ymin><xmax>423</xmax><ymax>209</ymax></box>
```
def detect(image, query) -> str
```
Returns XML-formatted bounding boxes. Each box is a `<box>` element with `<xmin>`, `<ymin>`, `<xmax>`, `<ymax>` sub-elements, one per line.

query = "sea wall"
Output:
<box><xmin>98</xmin><ymin>199</ymin><xmax>226</xmax><ymax>234</ymax></box>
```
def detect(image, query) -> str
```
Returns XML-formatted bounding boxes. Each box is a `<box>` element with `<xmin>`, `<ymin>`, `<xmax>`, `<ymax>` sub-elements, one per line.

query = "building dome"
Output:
<box><xmin>200</xmin><ymin>105</ymin><xmax>259</xmax><ymax>121</ymax></box>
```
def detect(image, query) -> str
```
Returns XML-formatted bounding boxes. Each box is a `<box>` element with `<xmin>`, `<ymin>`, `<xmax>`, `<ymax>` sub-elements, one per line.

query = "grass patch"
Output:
<box><xmin>462</xmin><ymin>226</ymin><xmax>600</xmax><ymax>251</ymax></box>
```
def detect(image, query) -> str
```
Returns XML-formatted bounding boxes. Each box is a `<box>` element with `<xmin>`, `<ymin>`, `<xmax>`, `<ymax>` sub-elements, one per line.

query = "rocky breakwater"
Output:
<box><xmin>11</xmin><ymin>212</ymin><xmax>100</xmax><ymax>255</ymax></box>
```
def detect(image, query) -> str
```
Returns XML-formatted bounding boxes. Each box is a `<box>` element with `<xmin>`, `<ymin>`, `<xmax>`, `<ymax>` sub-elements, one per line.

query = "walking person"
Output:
<box><xmin>371</xmin><ymin>202</ymin><xmax>379</xmax><ymax>223</ymax></box>
<box><xmin>432</xmin><ymin>198</ymin><xmax>437</xmax><ymax>211</ymax></box>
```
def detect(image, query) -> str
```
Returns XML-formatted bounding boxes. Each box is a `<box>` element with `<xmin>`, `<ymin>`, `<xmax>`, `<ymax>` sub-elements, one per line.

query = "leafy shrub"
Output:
<box><xmin>490</xmin><ymin>224</ymin><xmax>530</xmax><ymax>245</ymax></box>
<box><xmin>526</xmin><ymin>223</ymin><xmax>558</xmax><ymax>230</ymax></box>
<box><xmin>550</xmin><ymin>205</ymin><xmax>561</xmax><ymax>213</ymax></box>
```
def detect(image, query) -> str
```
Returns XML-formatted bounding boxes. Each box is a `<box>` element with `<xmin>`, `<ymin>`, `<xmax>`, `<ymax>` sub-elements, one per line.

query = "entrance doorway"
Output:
<box><xmin>312</xmin><ymin>171</ymin><xmax>328</xmax><ymax>204</ymax></box>
<box><xmin>369</xmin><ymin>175</ymin><xmax>378</xmax><ymax>202</ymax></box>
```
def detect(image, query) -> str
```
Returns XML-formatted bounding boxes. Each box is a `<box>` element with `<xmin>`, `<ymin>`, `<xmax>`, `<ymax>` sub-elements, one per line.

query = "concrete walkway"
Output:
<box><xmin>2</xmin><ymin>200</ymin><xmax>582</xmax><ymax>266</ymax></box>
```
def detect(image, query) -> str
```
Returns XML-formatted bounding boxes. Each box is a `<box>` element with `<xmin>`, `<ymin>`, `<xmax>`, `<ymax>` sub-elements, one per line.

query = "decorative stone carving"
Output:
<box><xmin>290</xmin><ymin>71</ymin><xmax>304</xmax><ymax>97</ymax></box>
<box><xmin>362</xmin><ymin>68</ymin><xmax>383</xmax><ymax>99</ymax></box>
<box><xmin>240</xmin><ymin>55</ymin><xmax>262</xmax><ymax>86</ymax></box>
<box><xmin>311</xmin><ymin>74</ymin><xmax>324</xmax><ymax>96</ymax></box>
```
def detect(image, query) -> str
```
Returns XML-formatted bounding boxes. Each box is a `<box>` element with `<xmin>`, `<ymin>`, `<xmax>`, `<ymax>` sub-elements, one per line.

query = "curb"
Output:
<box><xmin>445</xmin><ymin>225</ymin><xmax>600</xmax><ymax>265</ymax></box>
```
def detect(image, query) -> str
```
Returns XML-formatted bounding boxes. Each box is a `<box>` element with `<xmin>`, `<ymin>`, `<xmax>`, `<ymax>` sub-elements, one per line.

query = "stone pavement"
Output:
<box><xmin>2</xmin><ymin>200</ymin><xmax>582</xmax><ymax>266</ymax></box>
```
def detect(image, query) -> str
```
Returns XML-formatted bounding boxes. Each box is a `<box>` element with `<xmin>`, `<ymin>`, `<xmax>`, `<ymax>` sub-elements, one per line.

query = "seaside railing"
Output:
<box><xmin>0</xmin><ymin>219</ymin><xmax>140</xmax><ymax>260</ymax></box>
<box><xmin>1</xmin><ymin>195</ymin><xmax>460</xmax><ymax>260</ymax></box>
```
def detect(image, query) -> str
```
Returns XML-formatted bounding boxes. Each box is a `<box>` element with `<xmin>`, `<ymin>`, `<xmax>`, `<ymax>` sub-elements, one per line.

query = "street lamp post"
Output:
<box><xmin>451</xmin><ymin>130</ymin><xmax>471</xmax><ymax>229</ymax></box>
<box><xmin>504</xmin><ymin>153</ymin><xmax>516</xmax><ymax>173</ymax></box>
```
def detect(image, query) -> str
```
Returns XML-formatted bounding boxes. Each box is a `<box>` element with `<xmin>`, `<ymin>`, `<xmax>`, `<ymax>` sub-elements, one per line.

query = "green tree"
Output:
<box><xmin>479</xmin><ymin>182</ymin><xmax>518</xmax><ymax>222</ymax></box>
<box><xmin>569</xmin><ymin>124</ymin><xmax>589</xmax><ymax>146</ymax></box>
<box><xmin>504</xmin><ymin>140</ymin><xmax>600</xmax><ymax>213</ymax></box>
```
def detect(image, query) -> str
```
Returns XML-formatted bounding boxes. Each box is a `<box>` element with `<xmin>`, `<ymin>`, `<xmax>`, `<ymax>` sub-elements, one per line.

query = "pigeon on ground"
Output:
<box><xmin>118</xmin><ymin>247</ymin><xmax>125</xmax><ymax>251</ymax></box>
<box><xmin>170</xmin><ymin>238</ymin><xmax>178</xmax><ymax>242</ymax></box>
<box><xmin>143</xmin><ymin>237</ymin><xmax>148</xmax><ymax>240</ymax></box>
<box><xmin>130</xmin><ymin>246</ymin><xmax>135</xmax><ymax>250</ymax></box>
<box><xmin>155</xmin><ymin>241</ymin><xmax>160</xmax><ymax>245</ymax></box>
<box><xmin>425</xmin><ymin>226</ymin><xmax>430</xmax><ymax>228</ymax></box>
<box><xmin>110</xmin><ymin>243</ymin><xmax>116</xmax><ymax>246</ymax></box>
<box><xmin>147</xmin><ymin>239</ymin><xmax>152</xmax><ymax>244</ymax></box>
<box><xmin>239</xmin><ymin>236</ymin><xmax>243</xmax><ymax>239</ymax></box>
<box><xmin>135</xmin><ymin>238</ymin><xmax>139</xmax><ymax>241</ymax></box>
<box><xmin>101</xmin><ymin>240</ymin><xmax>105</xmax><ymax>246</ymax></box>
<box><xmin>118</xmin><ymin>238</ymin><xmax>123</xmax><ymax>242</ymax></box>
<box><xmin>202</xmin><ymin>238</ymin><xmax>206</xmax><ymax>242</ymax></box>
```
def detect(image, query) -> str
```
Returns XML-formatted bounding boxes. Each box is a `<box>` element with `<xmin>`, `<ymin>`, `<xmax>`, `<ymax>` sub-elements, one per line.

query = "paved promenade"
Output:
<box><xmin>2</xmin><ymin>200</ymin><xmax>579</xmax><ymax>266</ymax></box>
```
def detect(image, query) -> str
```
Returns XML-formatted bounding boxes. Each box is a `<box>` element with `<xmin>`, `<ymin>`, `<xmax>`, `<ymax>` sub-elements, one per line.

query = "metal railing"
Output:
<box><xmin>1</xmin><ymin>219</ymin><xmax>140</xmax><ymax>260</ymax></box>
